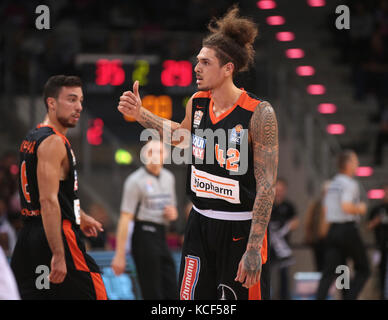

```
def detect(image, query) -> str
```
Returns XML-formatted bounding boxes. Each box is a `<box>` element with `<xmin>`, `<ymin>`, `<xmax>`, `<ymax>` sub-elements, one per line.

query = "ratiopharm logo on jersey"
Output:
<box><xmin>191</xmin><ymin>166</ymin><xmax>240</xmax><ymax>204</ymax></box>
<box><xmin>180</xmin><ymin>255</ymin><xmax>200</xmax><ymax>300</ymax></box>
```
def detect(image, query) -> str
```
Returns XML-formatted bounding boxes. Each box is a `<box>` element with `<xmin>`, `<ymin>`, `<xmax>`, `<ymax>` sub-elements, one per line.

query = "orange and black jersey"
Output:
<box><xmin>18</xmin><ymin>124</ymin><xmax>80</xmax><ymax>225</ymax></box>
<box><xmin>186</xmin><ymin>89</ymin><xmax>262</xmax><ymax>213</ymax></box>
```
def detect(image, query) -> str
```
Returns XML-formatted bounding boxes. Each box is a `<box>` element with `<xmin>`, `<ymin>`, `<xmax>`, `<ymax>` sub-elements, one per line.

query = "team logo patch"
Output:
<box><xmin>230</xmin><ymin>124</ymin><xmax>244</xmax><ymax>145</ymax></box>
<box><xmin>180</xmin><ymin>255</ymin><xmax>200</xmax><ymax>300</ymax></box>
<box><xmin>193</xmin><ymin>110</ymin><xmax>204</xmax><ymax>129</ymax></box>
<box><xmin>192</xmin><ymin>134</ymin><xmax>206</xmax><ymax>160</ymax></box>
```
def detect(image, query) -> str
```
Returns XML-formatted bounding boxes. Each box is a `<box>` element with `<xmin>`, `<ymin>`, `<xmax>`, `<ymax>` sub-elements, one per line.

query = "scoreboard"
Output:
<box><xmin>75</xmin><ymin>54</ymin><xmax>197</xmax><ymax>143</ymax></box>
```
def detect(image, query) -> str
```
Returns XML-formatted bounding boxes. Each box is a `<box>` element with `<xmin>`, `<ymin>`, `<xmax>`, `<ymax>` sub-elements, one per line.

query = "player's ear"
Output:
<box><xmin>224</xmin><ymin>62</ymin><xmax>234</xmax><ymax>77</ymax></box>
<box><xmin>46</xmin><ymin>97</ymin><xmax>56</xmax><ymax>112</ymax></box>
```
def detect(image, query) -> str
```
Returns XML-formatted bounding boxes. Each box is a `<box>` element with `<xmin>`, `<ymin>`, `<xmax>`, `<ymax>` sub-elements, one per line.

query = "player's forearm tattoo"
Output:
<box><xmin>138</xmin><ymin>108</ymin><xmax>166</xmax><ymax>138</ymax></box>
<box><xmin>245</xmin><ymin>101</ymin><xmax>278</xmax><ymax>272</ymax></box>
<box><xmin>138</xmin><ymin>108</ymin><xmax>184</xmax><ymax>144</ymax></box>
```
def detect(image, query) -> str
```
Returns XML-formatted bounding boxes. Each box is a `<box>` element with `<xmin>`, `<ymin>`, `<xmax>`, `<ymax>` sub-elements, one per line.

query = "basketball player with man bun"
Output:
<box><xmin>118</xmin><ymin>6</ymin><xmax>278</xmax><ymax>300</ymax></box>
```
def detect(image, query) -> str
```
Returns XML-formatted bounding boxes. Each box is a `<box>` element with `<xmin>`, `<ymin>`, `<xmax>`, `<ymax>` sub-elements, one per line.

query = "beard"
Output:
<box><xmin>57</xmin><ymin>114</ymin><xmax>77</xmax><ymax>128</ymax></box>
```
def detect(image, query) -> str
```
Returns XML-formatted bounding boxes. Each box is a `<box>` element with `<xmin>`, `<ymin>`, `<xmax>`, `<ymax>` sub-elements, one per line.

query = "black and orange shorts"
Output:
<box><xmin>11</xmin><ymin>218</ymin><xmax>107</xmax><ymax>300</ymax></box>
<box><xmin>178</xmin><ymin>208</ymin><xmax>270</xmax><ymax>300</ymax></box>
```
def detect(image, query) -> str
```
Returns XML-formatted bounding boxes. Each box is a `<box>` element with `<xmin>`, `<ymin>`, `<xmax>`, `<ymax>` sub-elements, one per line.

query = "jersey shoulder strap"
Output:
<box><xmin>193</xmin><ymin>91</ymin><xmax>211</xmax><ymax>99</ymax></box>
<box><xmin>239</xmin><ymin>91</ymin><xmax>263</xmax><ymax>112</ymax></box>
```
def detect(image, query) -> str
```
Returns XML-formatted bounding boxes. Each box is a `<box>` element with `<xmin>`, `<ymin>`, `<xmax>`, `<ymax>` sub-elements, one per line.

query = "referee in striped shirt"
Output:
<box><xmin>316</xmin><ymin>150</ymin><xmax>370</xmax><ymax>300</ymax></box>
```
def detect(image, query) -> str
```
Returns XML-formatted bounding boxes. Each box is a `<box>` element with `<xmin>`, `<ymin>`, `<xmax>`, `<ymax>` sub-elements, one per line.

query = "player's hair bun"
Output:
<box><xmin>207</xmin><ymin>6</ymin><xmax>258</xmax><ymax>49</ymax></box>
<box><xmin>203</xmin><ymin>5</ymin><xmax>258</xmax><ymax>73</ymax></box>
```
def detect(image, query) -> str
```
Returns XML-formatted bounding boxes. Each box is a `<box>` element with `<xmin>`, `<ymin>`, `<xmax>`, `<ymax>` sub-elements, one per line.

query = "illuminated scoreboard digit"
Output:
<box><xmin>75</xmin><ymin>54</ymin><xmax>196</xmax><ymax>141</ymax></box>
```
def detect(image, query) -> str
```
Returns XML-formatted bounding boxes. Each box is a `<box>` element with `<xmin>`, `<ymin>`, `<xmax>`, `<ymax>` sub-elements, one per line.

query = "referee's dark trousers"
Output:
<box><xmin>316</xmin><ymin>222</ymin><xmax>371</xmax><ymax>300</ymax></box>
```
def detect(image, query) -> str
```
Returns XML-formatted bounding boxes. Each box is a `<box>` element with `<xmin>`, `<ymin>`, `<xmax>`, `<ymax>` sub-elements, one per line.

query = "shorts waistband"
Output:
<box><xmin>192</xmin><ymin>205</ymin><xmax>252</xmax><ymax>221</ymax></box>
<box><xmin>135</xmin><ymin>220</ymin><xmax>166</xmax><ymax>231</ymax></box>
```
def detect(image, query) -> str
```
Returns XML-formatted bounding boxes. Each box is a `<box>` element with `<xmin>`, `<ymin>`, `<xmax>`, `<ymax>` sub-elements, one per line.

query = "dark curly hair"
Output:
<box><xmin>202</xmin><ymin>5</ymin><xmax>258</xmax><ymax>74</ymax></box>
<box><xmin>43</xmin><ymin>75</ymin><xmax>82</xmax><ymax>111</ymax></box>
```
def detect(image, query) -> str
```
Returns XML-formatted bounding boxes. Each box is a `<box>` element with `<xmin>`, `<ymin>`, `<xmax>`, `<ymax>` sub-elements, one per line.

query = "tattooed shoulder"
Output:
<box><xmin>249</xmin><ymin>100</ymin><xmax>278</xmax><ymax>149</ymax></box>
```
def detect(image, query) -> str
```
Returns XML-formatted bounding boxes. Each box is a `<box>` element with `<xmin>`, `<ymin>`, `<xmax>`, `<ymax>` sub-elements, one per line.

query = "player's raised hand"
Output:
<box><xmin>117</xmin><ymin>80</ymin><xmax>142</xmax><ymax>120</ymax></box>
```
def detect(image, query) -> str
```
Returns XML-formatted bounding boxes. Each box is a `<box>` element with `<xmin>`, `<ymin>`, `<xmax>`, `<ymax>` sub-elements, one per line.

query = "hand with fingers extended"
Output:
<box><xmin>235</xmin><ymin>248</ymin><xmax>262</xmax><ymax>288</ymax></box>
<box><xmin>117</xmin><ymin>80</ymin><xmax>142</xmax><ymax>121</ymax></box>
<box><xmin>49</xmin><ymin>253</ymin><xmax>67</xmax><ymax>284</ymax></box>
<box><xmin>80</xmin><ymin>213</ymin><xmax>104</xmax><ymax>238</ymax></box>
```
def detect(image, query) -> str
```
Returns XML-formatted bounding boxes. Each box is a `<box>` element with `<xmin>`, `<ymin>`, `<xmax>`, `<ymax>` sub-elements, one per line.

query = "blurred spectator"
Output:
<box><xmin>316</xmin><ymin>150</ymin><xmax>370</xmax><ymax>300</ymax></box>
<box><xmin>84</xmin><ymin>203</ymin><xmax>115</xmax><ymax>251</ymax></box>
<box><xmin>269</xmin><ymin>178</ymin><xmax>299</xmax><ymax>300</ymax></box>
<box><xmin>374</xmin><ymin>107</ymin><xmax>388</xmax><ymax>166</ymax></box>
<box><xmin>303</xmin><ymin>181</ymin><xmax>330</xmax><ymax>272</ymax></box>
<box><xmin>0</xmin><ymin>197</ymin><xmax>17</xmax><ymax>256</ymax></box>
<box><xmin>367</xmin><ymin>184</ymin><xmax>388</xmax><ymax>299</ymax></box>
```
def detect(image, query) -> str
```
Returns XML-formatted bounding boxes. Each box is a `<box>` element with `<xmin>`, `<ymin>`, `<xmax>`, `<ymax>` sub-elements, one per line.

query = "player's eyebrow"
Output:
<box><xmin>67</xmin><ymin>93</ymin><xmax>83</xmax><ymax>100</ymax></box>
<box><xmin>197</xmin><ymin>56</ymin><xmax>211</xmax><ymax>63</ymax></box>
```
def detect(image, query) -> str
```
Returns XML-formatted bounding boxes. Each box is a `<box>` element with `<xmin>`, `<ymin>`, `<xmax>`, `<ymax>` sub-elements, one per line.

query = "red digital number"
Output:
<box><xmin>87</xmin><ymin>118</ymin><xmax>104</xmax><ymax>146</ymax></box>
<box><xmin>95</xmin><ymin>59</ymin><xmax>125</xmax><ymax>86</ymax></box>
<box><xmin>161</xmin><ymin>60</ymin><xmax>192</xmax><ymax>87</ymax></box>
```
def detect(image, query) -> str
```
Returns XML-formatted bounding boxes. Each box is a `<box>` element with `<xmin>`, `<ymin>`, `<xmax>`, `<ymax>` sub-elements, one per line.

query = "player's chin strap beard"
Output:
<box><xmin>58</xmin><ymin>116</ymin><xmax>76</xmax><ymax>128</ymax></box>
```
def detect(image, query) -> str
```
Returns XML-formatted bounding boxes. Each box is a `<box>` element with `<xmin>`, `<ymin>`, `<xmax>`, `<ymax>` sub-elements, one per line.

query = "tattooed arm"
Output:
<box><xmin>117</xmin><ymin>81</ymin><xmax>192</xmax><ymax>147</ymax></box>
<box><xmin>235</xmin><ymin>101</ymin><xmax>279</xmax><ymax>289</ymax></box>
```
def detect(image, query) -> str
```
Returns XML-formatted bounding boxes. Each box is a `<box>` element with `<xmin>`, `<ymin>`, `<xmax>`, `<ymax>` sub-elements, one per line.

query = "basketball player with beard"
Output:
<box><xmin>11</xmin><ymin>75</ymin><xmax>107</xmax><ymax>300</ymax></box>
<box><xmin>117</xmin><ymin>6</ymin><xmax>278</xmax><ymax>300</ymax></box>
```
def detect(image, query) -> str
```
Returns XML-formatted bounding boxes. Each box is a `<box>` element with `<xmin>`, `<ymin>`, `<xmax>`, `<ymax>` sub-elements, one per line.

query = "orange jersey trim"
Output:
<box><xmin>37</xmin><ymin>124</ymin><xmax>71</xmax><ymax>146</ymax></box>
<box><xmin>193</xmin><ymin>172</ymin><xmax>236</xmax><ymax>187</ymax></box>
<box><xmin>239</xmin><ymin>93</ymin><xmax>261</xmax><ymax>112</ymax></box>
<box><xmin>63</xmin><ymin>219</ymin><xmax>90</xmax><ymax>272</ymax></box>
<box><xmin>248</xmin><ymin>229</ymin><xmax>267</xmax><ymax>300</ymax></box>
<box><xmin>209</xmin><ymin>90</ymin><xmax>250</xmax><ymax>125</ymax></box>
<box><xmin>193</xmin><ymin>91</ymin><xmax>211</xmax><ymax>99</ymax></box>
<box><xmin>191</xmin><ymin>185</ymin><xmax>236</xmax><ymax>200</ymax></box>
<box><xmin>261</xmin><ymin>230</ymin><xmax>268</xmax><ymax>264</ymax></box>
<box><xmin>62</xmin><ymin>219</ymin><xmax>108</xmax><ymax>300</ymax></box>
<box><xmin>90</xmin><ymin>272</ymin><xmax>108</xmax><ymax>300</ymax></box>
<box><xmin>249</xmin><ymin>282</ymin><xmax>261</xmax><ymax>300</ymax></box>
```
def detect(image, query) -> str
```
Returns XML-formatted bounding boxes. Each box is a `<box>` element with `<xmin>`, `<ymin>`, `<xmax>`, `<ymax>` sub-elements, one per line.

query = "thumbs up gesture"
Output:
<box><xmin>118</xmin><ymin>80</ymin><xmax>142</xmax><ymax>121</ymax></box>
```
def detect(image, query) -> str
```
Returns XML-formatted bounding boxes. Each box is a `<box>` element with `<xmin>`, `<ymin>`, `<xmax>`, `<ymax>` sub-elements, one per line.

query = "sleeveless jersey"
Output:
<box><xmin>18</xmin><ymin>124</ymin><xmax>81</xmax><ymax>225</ymax></box>
<box><xmin>186</xmin><ymin>90</ymin><xmax>262</xmax><ymax>218</ymax></box>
